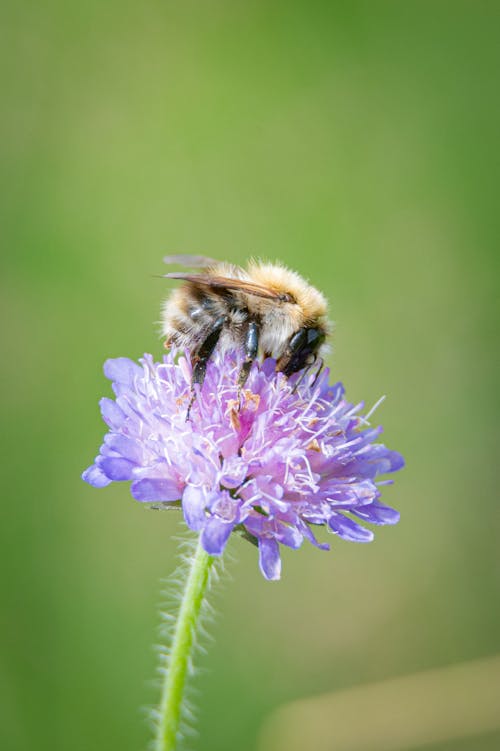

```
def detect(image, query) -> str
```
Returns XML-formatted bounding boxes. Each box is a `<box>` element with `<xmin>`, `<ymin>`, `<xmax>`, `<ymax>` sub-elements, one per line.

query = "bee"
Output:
<box><xmin>161</xmin><ymin>255</ymin><xmax>330</xmax><ymax>402</ymax></box>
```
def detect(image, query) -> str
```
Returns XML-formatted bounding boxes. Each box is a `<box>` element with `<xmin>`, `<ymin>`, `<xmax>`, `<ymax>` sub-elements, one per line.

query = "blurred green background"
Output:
<box><xmin>1</xmin><ymin>2</ymin><xmax>499</xmax><ymax>750</ymax></box>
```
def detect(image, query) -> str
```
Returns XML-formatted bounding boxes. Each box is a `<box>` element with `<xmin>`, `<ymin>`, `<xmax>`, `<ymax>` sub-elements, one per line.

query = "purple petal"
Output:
<box><xmin>182</xmin><ymin>486</ymin><xmax>209</xmax><ymax>531</ymax></box>
<box><xmin>99</xmin><ymin>398</ymin><xmax>126</xmax><ymax>429</ymax></box>
<box><xmin>243</xmin><ymin>513</ymin><xmax>266</xmax><ymax>537</ymax></box>
<box><xmin>258</xmin><ymin>537</ymin><xmax>281</xmax><ymax>580</ymax></box>
<box><xmin>384</xmin><ymin>450</ymin><xmax>405</xmax><ymax>472</ymax></box>
<box><xmin>328</xmin><ymin>514</ymin><xmax>374</xmax><ymax>542</ymax></box>
<box><xmin>131</xmin><ymin>478</ymin><xmax>181</xmax><ymax>502</ymax></box>
<box><xmin>99</xmin><ymin>457</ymin><xmax>136</xmax><ymax>481</ymax></box>
<box><xmin>103</xmin><ymin>357</ymin><xmax>143</xmax><ymax>386</ymax></box>
<box><xmin>323</xmin><ymin>479</ymin><xmax>377</xmax><ymax>507</ymax></box>
<box><xmin>104</xmin><ymin>434</ymin><xmax>143</xmax><ymax>463</ymax></box>
<box><xmin>352</xmin><ymin>502</ymin><xmax>400</xmax><ymax>526</ymax></box>
<box><xmin>82</xmin><ymin>464</ymin><xmax>111</xmax><ymax>487</ymax></box>
<box><xmin>261</xmin><ymin>358</ymin><xmax>277</xmax><ymax>378</ymax></box>
<box><xmin>298</xmin><ymin>520</ymin><xmax>330</xmax><ymax>550</ymax></box>
<box><xmin>276</xmin><ymin>524</ymin><xmax>303</xmax><ymax>549</ymax></box>
<box><xmin>219</xmin><ymin>456</ymin><xmax>248</xmax><ymax>489</ymax></box>
<box><xmin>355</xmin><ymin>447</ymin><xmax>405</xmax><ymax>476</ymax></box>
<box><xmin>200</xmin><ymin>517</ymin><xmax>234</xmax><ymax>556</ymax></box>
<box><xmin>212</xmin><ymin>490</ymin><xmax>241</xmax><ymax>522</ymax></box>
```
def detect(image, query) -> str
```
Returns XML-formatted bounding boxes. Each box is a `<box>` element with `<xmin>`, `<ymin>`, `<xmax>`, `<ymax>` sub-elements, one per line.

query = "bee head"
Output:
<box><xmin>277</xmin><ymin>326</ymin><xmax>326</xmax><ymax>376</ymax></box>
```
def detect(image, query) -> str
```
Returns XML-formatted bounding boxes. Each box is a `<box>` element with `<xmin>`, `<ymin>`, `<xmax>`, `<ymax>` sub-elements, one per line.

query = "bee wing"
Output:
<box><xmin>163</xmin><ymin>254</ymin><xmax>219</xmax><ymax>268</ymax></box>
<box><xmin>163</xmin><ymin>272</ymin><xmax>291</xmax><ymax>301</ymax></box>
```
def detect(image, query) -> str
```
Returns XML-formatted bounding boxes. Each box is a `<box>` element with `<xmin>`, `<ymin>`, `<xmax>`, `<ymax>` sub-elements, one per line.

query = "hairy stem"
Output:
<box><xmin>155</xmin><ymin>539</ymin><xmax>215</xmax><ymax>751</ymax></box>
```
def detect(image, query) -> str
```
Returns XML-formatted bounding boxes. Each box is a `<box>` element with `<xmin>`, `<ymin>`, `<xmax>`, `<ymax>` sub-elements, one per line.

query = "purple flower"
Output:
<box><xmin>83</xmin><ymin>351</ymin><xmax>404</xmax><ymax>580</ymax></box>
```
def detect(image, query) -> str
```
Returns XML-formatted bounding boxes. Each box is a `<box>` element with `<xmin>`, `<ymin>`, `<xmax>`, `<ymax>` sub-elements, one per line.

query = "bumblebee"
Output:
<box><xmin>161</xmin><ymin>255</ymin><xmax>330</xmax><ymax>396</ymax></box>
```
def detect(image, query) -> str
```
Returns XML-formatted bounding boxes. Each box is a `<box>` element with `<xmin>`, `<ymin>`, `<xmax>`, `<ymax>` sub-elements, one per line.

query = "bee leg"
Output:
<box><xmin>291</xmin><ymin>363</ymin><xmax>311</xmax><ymax>393</ymax></box>
<box><xmin>187</xmin><ymin>315</ymin><xmax>227</xmax><ymax>419</ymax></box>
<box><xmin>238</xmin><ymin>320</ymin><xmax>259</xmax><ymax>391</ymax></box>
<box><xmin>310</xmin><ymin>357</ymin><xmax>324</xmax><ymax>388</ymax></box>
<box><xmin>291</xmin><ymin>356</ymin><xmax>321</xmax><ymax>394</ymax></box>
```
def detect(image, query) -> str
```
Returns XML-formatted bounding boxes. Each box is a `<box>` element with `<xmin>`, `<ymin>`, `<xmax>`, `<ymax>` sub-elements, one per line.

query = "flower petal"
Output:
<box><xmin>82</xmin><ymin>464</ymin><xmax>111</xmax><ymax>487</ymax></box>
<box><xmin>328</xmin><ymin>513</ymin><xmax>374</xmax><ymax>542</ymax></box>
<box><xmin>99</xmin><ymin>398</ymin><xmax>126</xmax><ymax>429</ymax></box>
<box><xmin>258</xmin><ymin>537</ymin><xmax>281</xmax><ymax>580</ymax></box>
<box><xmin>104</xmin><ymin>433</ymin><xmax>143</xmax><ymax>463</ymax></box>
<box><xmin>275</xmin><ymin>524</ymin><xmax>303</xmax><ymax>549</ymax></box>
<box><xmin>182</xmin><ymin>486</ymin><xmax>209</xmax><ymax>531</ymax></box>
<box><xmin>298</xmin><ymin>520</ymin><xmax>330</xmax><ymax>550</ymax></box>
<box><xmin>385</xmin><ymin>450</ymin><xmax>405</xmax><ymax>472</ymax></box>
<box><xmin>219</xmin><ymin>456</ymin><xmax>248</xmax><ymax>489</ymax></box>
<box><xmin>352</xmin><ymin>502</ymin><xmax>400</xmax><ymax>525</ymax></box>
<box><xmin>99</xmin><ymin>457</ymin><xmax>136</xmax><ymax>481</ymax></box>
<box><xmin>103</xmin><ymin>357</ymin><xmax>143</xmax><ymax>386</ymax></box>
<box><xmin>201</xmin><ymin>517</ymin><xmax>234</xmax><ymax>556</ymax></box>
<box><xmin>131</xmin><ymin>478</ymin><xmax>181</xmax><ymax>502</ymax></box>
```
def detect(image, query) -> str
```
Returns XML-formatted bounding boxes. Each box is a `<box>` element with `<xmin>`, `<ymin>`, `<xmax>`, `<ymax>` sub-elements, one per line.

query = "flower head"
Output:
<box><xmin>83</xmin><ymin>351</ymin><xmax>404</xmax><ymax>579</ymax></box>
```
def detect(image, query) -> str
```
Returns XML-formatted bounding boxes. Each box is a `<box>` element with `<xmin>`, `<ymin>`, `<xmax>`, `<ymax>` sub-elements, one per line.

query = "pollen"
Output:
<box><xmin>226</xmin><ymin>399</ymin><xmax>241</xmax><ymax>431</ymax></box>
<box><xmin>306</xmin><ymin>438</ymin><xmax>322</xmax><ymax>452</ymax></box>
<box><xmin>241</xmin><ymin>390</ymin><xmax>260</xmax><ymax>411</ymax></box>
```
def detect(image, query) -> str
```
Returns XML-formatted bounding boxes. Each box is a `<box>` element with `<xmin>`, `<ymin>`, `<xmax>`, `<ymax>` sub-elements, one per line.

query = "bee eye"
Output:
<box><xmin>306</xmin><ymin>329</ymin><xmax>325</xmax><ymax>347</ymax></box>
<box><xmin>287</xmin><ymin>328</ymin><xmax>308</xmax><ymax>351</ymax></box>
<box><xmin>277</xmin><ymin>326</ymin><xmax>325</xmax><ymax>376</ymax></box>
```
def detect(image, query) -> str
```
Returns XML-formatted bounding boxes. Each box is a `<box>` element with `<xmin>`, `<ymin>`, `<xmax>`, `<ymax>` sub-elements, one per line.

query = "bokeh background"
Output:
<box><xmin>2</xmin><ymin>2</ymin><xmax>499</xmax><ymax>750</ymax></box>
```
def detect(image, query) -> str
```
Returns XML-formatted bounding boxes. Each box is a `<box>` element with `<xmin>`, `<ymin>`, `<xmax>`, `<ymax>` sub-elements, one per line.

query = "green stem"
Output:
<box><xmin>155</xmin><ymin>538</ymin><xmax>215</xmax><ymax>751</ymax></box>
